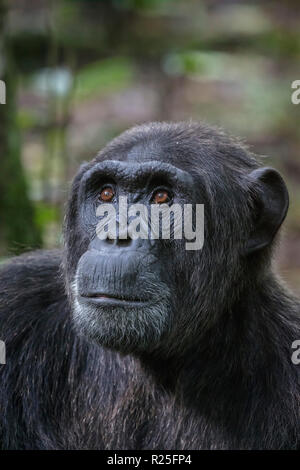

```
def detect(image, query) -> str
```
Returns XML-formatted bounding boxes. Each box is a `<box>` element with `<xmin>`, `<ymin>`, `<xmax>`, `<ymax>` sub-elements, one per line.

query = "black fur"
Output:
<box><xmin>0</xmin><ymin>121</ymin><xmax>299</xmax><ymax>449</ymax></box>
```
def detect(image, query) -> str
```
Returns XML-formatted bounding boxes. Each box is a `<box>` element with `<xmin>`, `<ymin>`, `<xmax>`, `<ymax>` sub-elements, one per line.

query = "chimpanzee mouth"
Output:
<box><xmin>79</xmin><ymin>292</ymin><xmax>150</xmax><ymax>307</ymax></box>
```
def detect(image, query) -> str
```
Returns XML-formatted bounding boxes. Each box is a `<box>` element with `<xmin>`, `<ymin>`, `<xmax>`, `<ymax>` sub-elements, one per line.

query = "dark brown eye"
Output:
<box><xmin>152</xmin><ymin>189</ymin><xmax>171</xmax><ymax>204</ymax></box>
<box><xmin>99</xmin><ymin>186</ymin><xmax>115</xmax><ymax>202</ymax></box>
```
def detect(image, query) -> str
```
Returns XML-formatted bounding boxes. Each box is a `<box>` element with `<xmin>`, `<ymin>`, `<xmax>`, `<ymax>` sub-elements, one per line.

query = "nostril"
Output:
<box><xmin>117</xmin><ymin>237</ymin><xmax>132</xmax><ymax>247</ymax></box>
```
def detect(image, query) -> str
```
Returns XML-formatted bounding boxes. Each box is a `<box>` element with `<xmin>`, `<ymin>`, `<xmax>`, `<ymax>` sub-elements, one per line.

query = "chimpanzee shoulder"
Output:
<box><xmin>0</xmin><ymin>250</ymin><xmax>64</xmax><ymax>303</ymax></box>
<box><xmin>0</xmin><ymin>251</ymin><xmax>131</xmax><ymax>449</ymax></box>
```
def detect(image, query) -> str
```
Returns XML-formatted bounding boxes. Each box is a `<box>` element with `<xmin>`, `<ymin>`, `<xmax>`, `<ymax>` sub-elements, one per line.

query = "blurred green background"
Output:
<box><xmin>0</xmin><ymin>0</ymin><xmax>299</xmax><ymax>293</ymax></box>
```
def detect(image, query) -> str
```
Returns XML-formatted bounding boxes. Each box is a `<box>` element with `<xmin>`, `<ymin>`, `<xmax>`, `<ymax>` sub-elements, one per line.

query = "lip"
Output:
<box><xmin>79</xmin><ymin>293</ymin><xmax>149</xmax><ymax>307</ymax></box>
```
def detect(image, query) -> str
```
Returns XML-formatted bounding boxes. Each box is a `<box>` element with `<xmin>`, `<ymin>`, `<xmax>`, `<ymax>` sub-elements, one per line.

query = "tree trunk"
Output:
<box><xmin>0</xmin><ymin>0</ymin><xmax>41</xmax><ymax>256</ymax></box>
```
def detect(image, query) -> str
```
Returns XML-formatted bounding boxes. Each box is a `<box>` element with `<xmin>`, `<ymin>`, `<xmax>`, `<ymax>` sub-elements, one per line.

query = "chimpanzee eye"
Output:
<box><xmin>99</xmin><ymin>186</ymin><xmax>115</xmax><ymax>202</ymax></box>
<box><xmin>151</xmin><ymin>189</ymin><xmax>171</xmax><ymax>204</ymax></box>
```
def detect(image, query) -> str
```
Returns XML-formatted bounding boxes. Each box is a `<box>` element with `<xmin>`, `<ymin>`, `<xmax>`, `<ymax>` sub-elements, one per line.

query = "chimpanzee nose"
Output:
<box><xmin>107</xmin><ymin>225</ymin><xmax>133</xmax><ymax>248</ymax></box>
<box><xmin>89</xmin><ymin>229</ymin><xmax>147</xmax><ymax>253</ymax></box>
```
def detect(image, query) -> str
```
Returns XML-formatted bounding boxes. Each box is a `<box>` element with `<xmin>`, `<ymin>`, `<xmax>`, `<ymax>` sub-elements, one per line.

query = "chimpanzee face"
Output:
<box><xmin>64</xmin><ymin>122</ymin><xmax>289</xmax><ymax>355</ymax></box>
<box><xmin>69</xmin><ymin>156</ymin><xmax>200</xmax><ymax>354</ymax></box>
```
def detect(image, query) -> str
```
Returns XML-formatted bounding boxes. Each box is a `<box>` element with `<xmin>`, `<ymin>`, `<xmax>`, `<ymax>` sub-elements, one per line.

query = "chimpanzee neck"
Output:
<box><xmin>138</xmin><ymin>275</ymin><xmax>298</xmax><ymax>395</ymax></box>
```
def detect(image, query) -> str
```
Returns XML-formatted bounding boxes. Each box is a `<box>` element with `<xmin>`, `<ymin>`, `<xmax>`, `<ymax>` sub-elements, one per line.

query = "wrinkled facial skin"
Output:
<box><xmin>69</xmin><ymin>158</ymin><xmax>196</xmax><ymax>354</ymax></box>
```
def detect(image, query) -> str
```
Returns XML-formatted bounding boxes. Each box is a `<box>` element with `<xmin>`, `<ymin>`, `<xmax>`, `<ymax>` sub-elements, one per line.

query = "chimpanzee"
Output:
<box><xmin>0</xmin><ymin>121</ymin><xmax>299</xmax><ymax>449</ymax></box>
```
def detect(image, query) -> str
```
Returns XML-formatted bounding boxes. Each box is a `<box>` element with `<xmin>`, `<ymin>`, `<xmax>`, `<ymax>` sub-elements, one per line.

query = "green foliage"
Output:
<box><xmin>75</xmin><ymin>57</ymin><xmax>134</xmax><ymax>101</ymax></box>
<box><xmin>35</xmin><ymin>202</ymin><xmax>61</xmax><ymax>231</ymax></box>
<box><xmin>17</xmin><ymin>109</ymin><xmax>39</xmax><ymax>130</ymax></box>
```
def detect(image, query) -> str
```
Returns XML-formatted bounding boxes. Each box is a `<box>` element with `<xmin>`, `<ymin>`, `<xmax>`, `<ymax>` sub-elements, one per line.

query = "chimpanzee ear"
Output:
<box><xmin>245</xmin><ymin>167</ymin><xmax>289</xmax><ymax>255</ymax></box>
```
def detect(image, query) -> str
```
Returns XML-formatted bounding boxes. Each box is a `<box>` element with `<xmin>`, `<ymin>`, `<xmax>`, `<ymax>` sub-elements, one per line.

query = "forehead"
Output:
<box><xmin>96</xmin><ymin>136</ymin><xmax>194</xmax><ymax>183</ymax></box>
<box><xmin>126</xmin><ymin>141</ymin><xmax>167</xmax><ymax>164</ymax></box>
<box><xmin>100</xmin><ymin>135</ymin><xmax>196</xmax><ymax>173</ymax></box>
